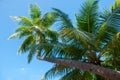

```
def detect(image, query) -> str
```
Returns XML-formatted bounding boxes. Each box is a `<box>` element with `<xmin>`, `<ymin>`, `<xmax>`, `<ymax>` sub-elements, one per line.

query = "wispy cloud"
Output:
<box><xmin>19</xmin><ymin>67</ymin><xmax>30</xmax><ymax>75</ymax></box>
<box><xmin>20</xmin><ymin>67</ymin><xmax>25</xmax><ymax>71</ymax></box>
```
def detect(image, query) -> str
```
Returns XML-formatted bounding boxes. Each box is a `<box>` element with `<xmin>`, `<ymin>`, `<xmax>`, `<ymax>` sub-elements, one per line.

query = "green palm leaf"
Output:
<box><xmin>61</xmin><ymin>27</ymin><xmax>93</xmax><ymax>49</ymax></box>
<box><xmin>102</xmin><ymin>32</ymin><xmax>120</xmax><ymax>70</ymax></box>
<box><xmin>60</xmin><ymin>69</ymin><xmax>82</xmax><ymax>80</ymax></box>
<box><xmin>8</xmin><ymin>26</ymin><xmax>32</xmax><ymax>39</ymax></box>
<box><xmin>76</xmin><ymin>0</ymin><xmax>99</xmax><ymax>33</ymax></box>
<box><xmin>42</xmin><ymin>64</ymin><xmax>72</xmax><ymax>80</ymax></box>
<box><xmin>95</xmin><ymin>3</ymin><xmax>120</xmax><ymax>47</ymax></box>
<box><xmin>30</xmin><ymin>4</ymin><xmax>41</xmax><ymax>19</ymax></box>
<box><xmin>8</xmin><ymin>32</ymin><xmax>21</xmax><ymax>39</ymax></box>
<box><xmin>18</xmin><ymin>35</ymin><xmax>35</xmax><ymax>54</ymax></box>
<box><xmin>11</xmin><ymin>16</ymin><xmax>33</xmax><ymax>26</ymax></box>
<box><xmin>41</xmin><ymin>12</ymin><xmax>58</xmax><ymax>28</ymax></box>
<box><xmin>45</xmin><ymin>29</ymin><xmax>59</xmax><ymax>42</ymax></box>
<box><xmin>52</xmin><ymin>8</ymin><xmax>73</xmax><ymax>29</ymax></box>
<box><xmin>111</xmin><ymin>0</ymin><xmax>120</xmax><ymax>12</ymax></box>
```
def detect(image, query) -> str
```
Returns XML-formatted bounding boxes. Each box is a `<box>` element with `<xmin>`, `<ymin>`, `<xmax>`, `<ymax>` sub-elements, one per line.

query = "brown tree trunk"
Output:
<box><xmin>37</xmin><ymin>56</ymin><xmax>120</xmax><ymax>80</ymax></box>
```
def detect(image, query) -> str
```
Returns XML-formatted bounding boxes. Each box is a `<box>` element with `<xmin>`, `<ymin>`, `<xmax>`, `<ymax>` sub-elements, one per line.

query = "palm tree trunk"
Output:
<box><xmin>37</xmin><ymin>56</ymin><xmax>120</xmax><ymax>80</ymax></box>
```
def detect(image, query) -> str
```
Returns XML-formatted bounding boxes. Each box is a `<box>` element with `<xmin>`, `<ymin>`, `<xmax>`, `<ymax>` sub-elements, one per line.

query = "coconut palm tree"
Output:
<box><xmin>9</xmin><ymin>0</ymin><xmax>120</xmax><ymax>80</ymax></box>
<box><xmin>8</xmin><ymin>4</ymin><xmax>58</xmax><ymax>62</ymax></box>
<box><xmin>40</xmin><ymin>0</ymin><xmax>120</xmax><ymax>80</ymax></box>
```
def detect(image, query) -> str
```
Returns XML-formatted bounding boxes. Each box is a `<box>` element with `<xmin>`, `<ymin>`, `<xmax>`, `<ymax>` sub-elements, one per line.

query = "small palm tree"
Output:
<box><xmin>9</xmin><ymin>4</ymin><xmax>58</xmax><ymax>63</ymax></box>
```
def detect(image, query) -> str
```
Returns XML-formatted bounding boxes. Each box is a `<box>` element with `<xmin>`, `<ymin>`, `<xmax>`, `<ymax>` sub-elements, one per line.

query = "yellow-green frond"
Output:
<box><xmin>8</xmin><ymin>32</ymin><xmax>21</xmax><ymax>40</ymax></box>
<box><xmin>11</xmin><ymin>16</ymin><xmax>33</xmax><ymax>26</ymax></box>
<box><xmin>41</xmin><ymin>12</ymin><xmax>58</xmax><ymax>28</ymax></box>
<box><xmin>30</xmin><ymin>4</ymin><xmax>41</xmax><ymax>19</ymax></box>
<box><xmin>111</xmin><ymin>0</ymin><xmax>120</xmax><ymax>12</ymax></box>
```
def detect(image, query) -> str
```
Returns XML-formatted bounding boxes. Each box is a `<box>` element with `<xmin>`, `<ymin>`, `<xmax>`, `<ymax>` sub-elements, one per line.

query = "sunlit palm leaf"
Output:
<box><xmin>15</xmin><ymin>26</ymin><xmax>33</xmax><ymax>32</ymax></box>
<box><xmin>61</xmin><ymin>28</ymin><xmax>93</xmax><ymax>49</ymax></box>
<box><xmin>8</xmin><ymin>25</ymin><xmax>33</xmax><ymax>39</ymax></box>
<box><xmin>11</xmin><ymin>16</ymin><xmax>33</xmax><ymax>26</ymax></box>
<box><xmin>111</xmin><ymin>0</ymin><xmax>120</xmax><ymax>12</ymax></box>
<box><xmin>30</xmin><ymin>4</ymin><xmax>41</xmax><ymax>19</ymax></box>
<box><xmin>41</xmin><ymin>12</ymin><xmax>58</xmax><ymax>28</ymax></box>
<box><xmin>8</xmin><ymin>32</ymin><xmax>21</xmax><ymax>39</ymax></box>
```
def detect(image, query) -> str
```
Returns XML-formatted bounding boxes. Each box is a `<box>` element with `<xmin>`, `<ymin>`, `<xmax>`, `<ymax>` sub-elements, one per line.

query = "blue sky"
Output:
<box><xmin>0</xmin><ymin>0</ymin><xmax>115</xmax><ymax>80</ymax></box>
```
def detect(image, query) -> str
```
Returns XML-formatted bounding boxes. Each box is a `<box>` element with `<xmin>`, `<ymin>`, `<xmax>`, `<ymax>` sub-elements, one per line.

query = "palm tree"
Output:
<box><xmin>9</xmin><ymin>4</ymin><xmax>58</xmax><ymax>63</ymax></box>
<box><xmin>9</xmin><ymin>0</ymin><xmax>120</xmax><ymax>80</ymax></box>
<box><xmin>40</xmin><ymin>0</ymin><xmax>120</xmax><ymax>80</ymax></box>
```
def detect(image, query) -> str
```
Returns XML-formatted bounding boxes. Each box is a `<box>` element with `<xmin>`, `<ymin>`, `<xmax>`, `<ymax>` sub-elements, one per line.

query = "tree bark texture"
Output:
<box><xmin>37</xmin><ymin>56</ymin><xmax>120</xmax><ymax>80</ymax></box>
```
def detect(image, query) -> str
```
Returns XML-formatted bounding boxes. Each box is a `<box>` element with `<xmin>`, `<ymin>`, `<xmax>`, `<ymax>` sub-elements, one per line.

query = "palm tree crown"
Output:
<box><xmin>9</xmin><ymin>4</ymin><xmax>58</xmax><ymax>63</ymax></box>
<box><xmin>42</xmin><ymin>0</ymin><xmax>120</xmax><ymax>80</ymax></box>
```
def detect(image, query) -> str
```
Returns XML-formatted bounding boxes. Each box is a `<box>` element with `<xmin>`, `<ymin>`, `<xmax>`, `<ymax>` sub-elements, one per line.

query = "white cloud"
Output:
<box><xmin>20</xmin><ymin>68</ymin><xmax>25</xmax><ymax>71</ymax></box>
<box><xmin>18</xmin><ymin>67</ymin><xmax>30</xmax><ymax>75</ymax></box>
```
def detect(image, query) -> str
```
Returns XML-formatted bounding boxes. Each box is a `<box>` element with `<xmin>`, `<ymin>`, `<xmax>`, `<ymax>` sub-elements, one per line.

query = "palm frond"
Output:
<box><xmin>18</xmin><ymin>35</ymin><xmax>35</xmax><ymax>54</ymax></box>
<box><xmin>61</xmin><ymin>27</ymin><xmax>93</xmax><ymax>49</ymax></box>
<box><xmin>111</xmin><ymin>0</ymin><xmax>120</xmax><ymax>12</ymax></box>
<box><xmin>8</xmin><ymin>32</ymin><xmax>21</xmax><ymax>39</ymax></box>
<box><xmin>41</xmin><ymin>12</ymin><xmax>58</xmax><ymax>28</ymax></box>
<box><xmin>60</xmin><ymin>70</ymin><xmax>95</xmax><ymax>80</ymax></box>
<box><xmin>28</xmin><ymin>42</ymin><xmax>80</xmax><ymax>59</ymax></box>
<box><xmin>28</xmin><ymin>43</ymin><xmax>53</xmax><ymax>58</ymax></box>
<box><xmin>30</xmin><ymin>4</ymin><xmax>41</xmax><ymax>19</ymax></box>
<box><xmin>60</xmin><ymin>69</ymin><xmax>82</xmax><ymax>80</ymax></box>
<box><xmin>27</xmin><ymin>43</ymin><xmax>37</xmax><ymax>63</ymax></box>
<box><xmin>107</xmin><ymin>9</ymin><xmax>120</xmax><ymax>28</ymax></box>
<box><xmin>11</xmin><ymin>16</ymin><xmax>33</xmax><ymax>26</ymax></box>
<box><xmin>9</xmin><ymin>26</ymin><xmax>32</xmax><ymax>39</ymax></box>
<box><xmin>76</xmin><ymin>0</ymin><xmax>99</xmax><ymax>33</ymax></box>
<box><xmin>42</xmin><ymin>64</ymin><xmax>72</xmax><ymax>80</ymax></box>
<box><xmin>99</xmin><ymin>9</ymin><xmax>111</xmax><ymax>23</ymax></box>
<box><xmin>52</xmin><ymin>8</ymin><xmax>73</xmax><ymax>30</ymax></box>
<box><xmin>95</xmin><ymin>6</ymin><xmax>120</xmax><ymax>47</ymax></box>
<box><xmin>62</xmin><ymin>45</ymin><xmax>86</xmax><ymax>60</ymax></box>
<box><xmin>15</xmin><ymin>26</ymin><xmax>32</xmax><ymax>32</ymax></box>
<box><xmin>102</xmin><ymin>32</ymin><xmax>120</xmax><ymax>70</ymax></box>
<box><xmin>45</xmin><ymin>29</ymin><xmax>59</xmax><ymax>42</ymax></box>
<box><xmin>95</xmin><ymin>23</ymin><xmax>117</xmax><ymax>47</ymax></box>
<box><xmin>81</xmin><ymin>71</ymin><xmax>96</xmax><ymax>80</ymax></box>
